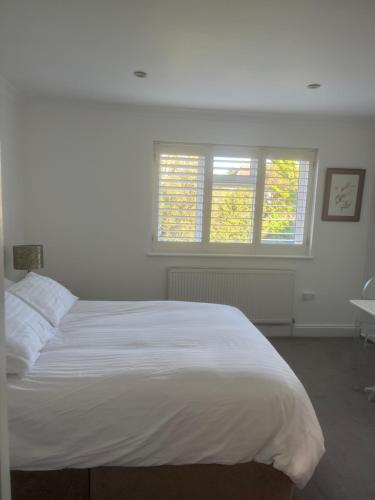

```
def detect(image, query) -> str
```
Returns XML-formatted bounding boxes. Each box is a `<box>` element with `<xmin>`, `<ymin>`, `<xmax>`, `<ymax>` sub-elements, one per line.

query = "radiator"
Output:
<box><xmin>167</xmin><ymin>267</ymin><xmax>295</xmax><ymax>336</ymax></box>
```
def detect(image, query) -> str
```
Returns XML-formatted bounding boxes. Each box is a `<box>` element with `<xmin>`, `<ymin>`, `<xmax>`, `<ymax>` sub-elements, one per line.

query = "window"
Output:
<box><xmin>152</xmin><ymin>143</ymin><xmax>316</xmax><ymax>256</ymax></box>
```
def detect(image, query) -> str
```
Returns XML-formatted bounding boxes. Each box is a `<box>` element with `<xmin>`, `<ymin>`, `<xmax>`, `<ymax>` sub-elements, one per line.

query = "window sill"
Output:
<box><xmin>147</xmin><ymin>252</ymin><xmax>313</xmax><ymax>260</ymax></box>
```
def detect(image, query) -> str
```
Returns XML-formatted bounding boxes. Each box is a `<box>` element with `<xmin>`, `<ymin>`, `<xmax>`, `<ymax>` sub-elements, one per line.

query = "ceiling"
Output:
<box><xmin>1</xmin><ymin>0</ymin><xmax>375</xmax><ymax>115</ymax></box>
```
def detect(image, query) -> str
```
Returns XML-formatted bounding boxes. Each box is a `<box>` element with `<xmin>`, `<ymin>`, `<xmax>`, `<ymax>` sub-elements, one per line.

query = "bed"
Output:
<box><xmin>6</xmin><ymin>279</ymin><xmax>324</xmax><ymax>500</ymax></box>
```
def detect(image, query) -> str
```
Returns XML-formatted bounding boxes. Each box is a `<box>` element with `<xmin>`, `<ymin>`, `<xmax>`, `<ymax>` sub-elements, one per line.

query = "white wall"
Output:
<box><xmin>364</xmin><ymin>171</ymin><xmax>375</xmax><ymax>286</ymax></box>
<box><xmin>0</xmin><ymin>78</ymin><xmax>24</xmax><ymax>280</ymax></box>
<box><xmin>0</xmin><ymin>195</ymin><xmax>10</xmax><ymax>500</ymax></box>
<box><xmin>0</xmin><ymin>77</ymin><xmax>20</xmax><ymax>499</ymax></box>
<box><xmin>19</xmin><ymin>98</ymin><xmax>375</xmax><ymax>335</ymax></box>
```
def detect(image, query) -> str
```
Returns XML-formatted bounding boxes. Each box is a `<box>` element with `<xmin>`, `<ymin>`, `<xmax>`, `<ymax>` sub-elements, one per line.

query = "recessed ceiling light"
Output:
<box><xmin>307</xmin><ymin>83</ymin><xmax>321</xmax><ymax>89</ymax></box>
<box><xmin>134</xmin><ymin>70</ymin><xmax>147</xmax><ymax>78</ymax></box>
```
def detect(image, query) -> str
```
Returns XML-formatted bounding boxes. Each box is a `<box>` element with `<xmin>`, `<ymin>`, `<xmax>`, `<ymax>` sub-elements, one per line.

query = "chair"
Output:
<box><xmin>353</xmin><ymin>276</ymin><xmax>375</xmax><ymax>399</ymax></box>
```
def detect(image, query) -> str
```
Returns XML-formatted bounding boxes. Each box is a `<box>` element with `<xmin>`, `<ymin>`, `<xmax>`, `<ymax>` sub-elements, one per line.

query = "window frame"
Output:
<box><xmin>151</xmin><ymin>142</ymin><xmax>317</xmax><ymax>257</ymax></box>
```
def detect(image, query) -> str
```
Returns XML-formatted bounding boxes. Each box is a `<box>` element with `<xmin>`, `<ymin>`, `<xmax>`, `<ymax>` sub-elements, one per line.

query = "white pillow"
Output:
<box><xmin>4</xmin><ymin>278</ymin><xmax>15</xmax><ymax>289</ymax></box>
<box><xmin>7</xmin><ymin>272</ymin><xmax>78</xmax><ymax>327</ymax></box>
<box><xmin>5</xmin><ymin>292</ymin><xmax>55</xmax><ymax>374</ymax></box>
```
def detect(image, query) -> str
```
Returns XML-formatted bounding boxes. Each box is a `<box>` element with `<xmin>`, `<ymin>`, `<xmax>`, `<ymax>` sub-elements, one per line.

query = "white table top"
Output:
<box><xmin>350</xmin><ymin>299</ymin><xmax>375</xmax><ymax>317</ymax></box>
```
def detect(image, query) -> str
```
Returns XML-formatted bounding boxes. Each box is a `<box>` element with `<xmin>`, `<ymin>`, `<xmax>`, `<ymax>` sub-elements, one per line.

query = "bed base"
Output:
<box><xmin>11</xmin><ymin>463</ymin><xmax>293</xmax><ymax>500</ymax></box>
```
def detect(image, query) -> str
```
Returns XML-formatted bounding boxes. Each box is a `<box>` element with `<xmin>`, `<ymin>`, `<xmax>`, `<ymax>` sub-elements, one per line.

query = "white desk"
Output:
<box><xmin>350</xmin><ymin>299</ymin><xmax>375</xmax><ymax>317</ymax></box>
<box><xmin>350</xmin><ymin>299</ymin><xmax>375</xmax><ymax>399</ymax></box>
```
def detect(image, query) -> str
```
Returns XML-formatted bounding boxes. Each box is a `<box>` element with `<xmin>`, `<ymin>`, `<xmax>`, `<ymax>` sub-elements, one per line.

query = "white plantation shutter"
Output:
<box><xmin>261</xmin><ymin>157</ymin><xmax>311</xmax><ymax>245</ymax></box>
<box><xmin>152</xmin><ymin>143</ymin><xmax>316</xmax><ymax>255</ymax></box>
<box><xmin>157</xmin><ymin>153</ymin><xmax>205</xmax><ymax>242</ymax></box>
<box><xmin>210</xmin><ymin>157</ymin><xmax>258</xmax><ymax>243</ymax></box>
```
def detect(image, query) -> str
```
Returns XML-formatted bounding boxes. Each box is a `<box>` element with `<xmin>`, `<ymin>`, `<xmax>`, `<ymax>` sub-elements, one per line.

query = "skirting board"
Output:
<box><xmin>293</xmin><ymin>324</ymin><xmax>356</xmax><ymax>338</ymax></box>
<box><xmin>256</xmin><ymin>324</ymin><xmax>292</xmax><ymax>337</ymax></box>
<box><xmin>257</xmin><ymin>324</ymin><xmax>357</xmax><ymax>337</ymax></box>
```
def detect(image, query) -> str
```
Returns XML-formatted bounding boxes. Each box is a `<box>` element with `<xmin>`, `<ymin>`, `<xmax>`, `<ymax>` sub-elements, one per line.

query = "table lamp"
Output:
<box><xmin>13</xmin><ymin>245</ymin><xmax>44</xmax><ymax>273</ymax></box>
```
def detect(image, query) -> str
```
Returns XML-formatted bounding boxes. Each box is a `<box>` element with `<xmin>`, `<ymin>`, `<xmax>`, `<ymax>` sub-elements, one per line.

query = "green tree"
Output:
<box><xmin>261</xmin><ymin>159</ymin><xmax>300</xmax><ymax>242</ymax></box>
<box><xmin>210</xmin><ymin>188</ymin><xmax>254</xmax><ymax>243</ymax></box>
<box><xmin>158</xmin><ymin>156</ymin><xmax>203</xmax><ymax>242</ymax></box>
<box><xmin>158</xmin><ymin>157</ymin><xmax>301</xmax><ymax>244</ymax></box>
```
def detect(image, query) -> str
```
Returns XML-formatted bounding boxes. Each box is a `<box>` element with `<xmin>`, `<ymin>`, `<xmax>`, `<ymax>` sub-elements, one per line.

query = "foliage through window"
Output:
<box><xmin>153</xmin><ymin>143</ymin><xmax>316</xmax><ymax>256</ymax></box>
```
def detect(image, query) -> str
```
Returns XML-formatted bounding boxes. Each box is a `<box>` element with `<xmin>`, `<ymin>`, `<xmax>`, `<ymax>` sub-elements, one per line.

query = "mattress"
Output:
<box><xmin>7</xmin><ymin>300</ymin><xmax>324</xmax><ymax>488</ymax></box>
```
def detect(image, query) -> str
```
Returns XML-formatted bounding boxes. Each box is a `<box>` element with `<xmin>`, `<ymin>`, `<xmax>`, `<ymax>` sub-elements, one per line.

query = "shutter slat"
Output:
<box><xmin>157</xmin><ymin>153</ymin><xmax>205</xmax><ymax>243</ymax></box>
<box><xmin>261</xmin><ymin>159</ymin><xmax>310</xmax><ymax>245</ymax></box>
<box><xmin>209</xmin><ymin>156</ymin><xmax>258</xmax><ymax>244</ymax></box>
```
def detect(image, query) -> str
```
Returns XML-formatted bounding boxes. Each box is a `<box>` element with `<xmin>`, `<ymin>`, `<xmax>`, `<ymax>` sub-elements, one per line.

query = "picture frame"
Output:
<box><xmin>322</xmin><ymin>168</ymin><xmax>365</xmax><ymax>222</ymax></box>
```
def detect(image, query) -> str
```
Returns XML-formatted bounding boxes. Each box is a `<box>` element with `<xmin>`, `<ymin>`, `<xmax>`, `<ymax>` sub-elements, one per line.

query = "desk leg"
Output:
<box><xmin>352</xmin><ymin>311</ymin><xmax>367</xmax><ymax>390</ymax></box>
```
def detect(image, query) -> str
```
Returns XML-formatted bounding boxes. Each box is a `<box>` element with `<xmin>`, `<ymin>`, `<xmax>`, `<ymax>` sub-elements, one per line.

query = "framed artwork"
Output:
<box><xmin>322</xmin><ymin>168</ymin><xmax>366</xmax><ymax>221</ymax></box>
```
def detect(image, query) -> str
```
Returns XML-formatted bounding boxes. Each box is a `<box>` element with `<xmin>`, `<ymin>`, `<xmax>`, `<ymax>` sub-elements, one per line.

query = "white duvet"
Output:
<box><xmin>8</xmin><ymin>300</ymin><xmax>324</xmax><ymax>488</ymax></box>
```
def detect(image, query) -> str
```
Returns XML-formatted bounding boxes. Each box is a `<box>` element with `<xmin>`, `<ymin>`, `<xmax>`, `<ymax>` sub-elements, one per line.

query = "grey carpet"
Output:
<box><xmin>271</xmin><ymin>338</ymin><xmax>375</xmax><ymax>500</ymax></box>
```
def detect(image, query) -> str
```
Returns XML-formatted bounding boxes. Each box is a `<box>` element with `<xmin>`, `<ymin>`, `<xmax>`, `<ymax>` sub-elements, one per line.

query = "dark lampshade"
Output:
<box><xmin>13</xmin><ymin>245</ymin><xmax>44</xmax><ymax>272</ymax></box>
